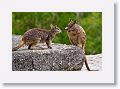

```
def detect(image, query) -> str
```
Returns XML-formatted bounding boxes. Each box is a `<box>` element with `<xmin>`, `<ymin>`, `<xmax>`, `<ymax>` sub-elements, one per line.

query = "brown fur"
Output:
<box><xmin>12</xmin><ymin>24</ymin><xmax>61</xmax><ymax>51</ymax></box>
<box><xmin>65</xmin><ymin>19</ymin><xmax>91</xmax><ymax>71</ymax></box>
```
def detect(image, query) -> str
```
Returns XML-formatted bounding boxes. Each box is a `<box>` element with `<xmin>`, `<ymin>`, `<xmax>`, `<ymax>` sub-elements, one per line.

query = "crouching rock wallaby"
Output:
<box><xmin>12</xmin><ymin>24</ymin><xmax>61</xmax><ymax>51</ymax></box>
<box><xmin>65</xmin><ymin>19</ymin><xmax>97</xmax><ymax>71</ymax></box>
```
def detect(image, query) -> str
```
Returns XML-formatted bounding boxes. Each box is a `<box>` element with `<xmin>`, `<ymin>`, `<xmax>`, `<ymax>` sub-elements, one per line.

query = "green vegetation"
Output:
<box><xmin>12</xmin><ymin>12</ymin><xmax>102</xmax><ymax>55</ymax></box>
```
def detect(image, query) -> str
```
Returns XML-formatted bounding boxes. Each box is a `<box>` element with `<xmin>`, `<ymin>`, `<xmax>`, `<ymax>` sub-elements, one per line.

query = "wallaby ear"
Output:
<box><xmin>73</xmin><ymin>20</ymin><xmax>77</xmax><ymax>24</ymax></box>
<box><xmin>55</xmin><ymin>25</ymin><xmax>57</xmax><ymax>28</ymax></box>
<box><xmin>50</xmin><ymin>24</ymin><xmax>54</xmax><ymax>28</ymax></box>
<box><xmin>69</xmin><ymin>18</ymin><xmax>72</xmax><ymax>22</ymax></box>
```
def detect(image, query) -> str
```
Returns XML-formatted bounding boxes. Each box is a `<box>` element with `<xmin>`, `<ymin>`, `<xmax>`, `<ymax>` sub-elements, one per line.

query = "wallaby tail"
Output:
<box><xmin>84</xmin><ymin>56</ymin><xmax>99</xmax><ymax>71</ymax></box>
<box><xmin>84</xmin><ymin>56</ymin><xmax>91</xmax><ymax>71</ymax></box>
<box><xmin>12</xmin><ymin>41</ymin><xmax>24</xmax><ymax>51</ymax></box>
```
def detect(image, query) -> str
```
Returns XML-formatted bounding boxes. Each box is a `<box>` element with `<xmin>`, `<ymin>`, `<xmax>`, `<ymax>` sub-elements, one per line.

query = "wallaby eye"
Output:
<box><xmin>70</xmin><ymin>25</ymin><xmax>73</xmax><ymax>28</ymax></box>
<box><xmin>68</xmin><ymin>30</ymin><xmax>71</xmax><ymax>32</ymax></box>
<box><xmin>68</xmin><ymin>24</ymin><xmax>73</xmax><ymax>29</ymax></box>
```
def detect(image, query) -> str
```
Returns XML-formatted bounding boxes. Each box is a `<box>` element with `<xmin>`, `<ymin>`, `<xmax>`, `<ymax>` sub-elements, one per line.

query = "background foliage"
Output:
<box><xmin>12</xmin><ymin>12</ymin><xmax>102</xmax><ymax>55</ymax></box>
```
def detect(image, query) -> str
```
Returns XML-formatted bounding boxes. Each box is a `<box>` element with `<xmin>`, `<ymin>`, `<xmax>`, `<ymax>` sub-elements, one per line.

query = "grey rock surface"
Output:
<box><xmin>12</xmin><ymin>35</ymin><xmax>85</xmax><ymax>71</ymax></box>
<box><xmin>12</xmin><ymin>35</ymin><xmax>102</xmax><ymax>71</ymax></box>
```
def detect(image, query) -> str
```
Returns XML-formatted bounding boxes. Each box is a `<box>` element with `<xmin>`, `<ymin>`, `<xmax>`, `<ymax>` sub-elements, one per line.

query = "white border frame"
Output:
<box><xmin>0</xmin><ymin>0</ymin><xmax>114</xmax><ymax>83</ymax></box>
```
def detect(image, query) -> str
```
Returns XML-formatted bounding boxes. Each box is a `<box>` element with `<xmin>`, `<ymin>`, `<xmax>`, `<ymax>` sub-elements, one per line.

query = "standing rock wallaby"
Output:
<box><xmin>12</xmin><ymin>24</ymin><xmax>61</xmax><ymax>51</ymax></box>
<box><xmin>65</xmin><ymin>19</ymin><xmax>91</xmax><ymax>71</ymax></box>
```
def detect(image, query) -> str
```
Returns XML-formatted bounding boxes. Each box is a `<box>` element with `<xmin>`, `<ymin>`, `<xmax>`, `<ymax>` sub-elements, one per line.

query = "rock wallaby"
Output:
<box><xmin>12</xmin><ymin>24</ymin><xmax>61</xmax><ymax>51</ymax></box>
<box><xmin>65</xmin><ymin>19</ymin><xmax>92</xmax><ymax>71</ymax></box>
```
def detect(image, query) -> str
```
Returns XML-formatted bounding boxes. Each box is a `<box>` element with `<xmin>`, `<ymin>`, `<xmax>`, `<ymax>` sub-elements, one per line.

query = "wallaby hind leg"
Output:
<box><xmin>28</xmin><ymin>41</ymin><xmax>38</xmax><ymax>50</ymax></box>
<box><xmin>12</xmin><ymin>41</ymin><xmax>24</xmax><ymax>51</ymax></box>
<box><xmin>28</xmin><ymin>44</ymin><xmax>32</xmax><ymax>49</ymax></box>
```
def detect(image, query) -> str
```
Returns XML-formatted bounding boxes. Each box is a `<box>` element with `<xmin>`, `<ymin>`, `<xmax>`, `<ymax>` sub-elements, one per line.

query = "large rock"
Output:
<box><xmin>12</xmin><ymin>35</ymin><xmax>85</xmax><ymax>71</ymax></box>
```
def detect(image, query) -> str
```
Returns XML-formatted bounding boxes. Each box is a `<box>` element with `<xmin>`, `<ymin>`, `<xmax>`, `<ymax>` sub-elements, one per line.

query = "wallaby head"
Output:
<box><xmin>50</xmin><ymin>24</ymin><xmax>61</xmax><ymax>34</ymax></box>
<box><xmin>65</xmin><ymin>19</ymin><xmax>77</xmax><ymax>31</ymax></box>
